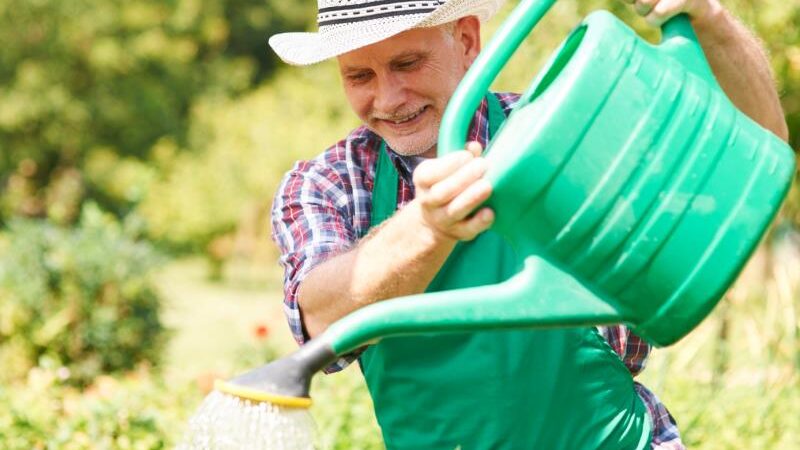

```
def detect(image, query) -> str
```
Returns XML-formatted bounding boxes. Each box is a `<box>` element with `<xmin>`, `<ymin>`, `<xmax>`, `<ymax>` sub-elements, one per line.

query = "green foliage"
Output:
<box><xmin>657</xmin><ymin>379</ymin><xmax>800</xmax><ymax>449</ymax></box>
<box><xmin>137</xmin><ymin>62</ymin><xmax>359</xmax><ymax>253</ymax></box>
<box><xmin>0</xmin><ymin>204</ymin><xmax>166</xmax><ymax>385</ymax></box>
<box><xmin>232</xmin><ymin>324</ymin><xmax>282</xmax><ymax>370</ymax></box>
<box><xmin>0</xmin><ymin>0</ymin><xmax>314</xmax><ymax>221</ymax></box>
<box><xmin>311</xmin><ymin>369</ymin><xmax>384</xmax><ymax>450</ymax></box>
<box><xmin>0</xmin><ymin>347</ymin><xmax>381</xmax><ymax>450</ymax></box>
<box><xmin>0</xmin><ymin>367</ymin><xmax>196</xmax><ymax>450</ymax></box>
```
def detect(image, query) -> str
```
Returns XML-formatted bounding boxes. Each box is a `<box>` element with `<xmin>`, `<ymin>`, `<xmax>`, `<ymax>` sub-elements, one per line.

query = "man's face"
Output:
<box><xmin>337</xmin><ymin>18</ymin><xmax>481</xmax><ymax>157</ymax></box>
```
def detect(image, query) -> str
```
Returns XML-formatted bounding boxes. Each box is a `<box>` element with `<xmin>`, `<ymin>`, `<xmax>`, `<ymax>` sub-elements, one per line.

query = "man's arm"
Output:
<box><xmin>627</xmin><ymin>0</ymin><xmax>789</xmax><ymax>141</ymax></box>
<box><xmin>299</xmin><ymin>143</ymin><xmax>494</xmax><ymax>338</ymax></box>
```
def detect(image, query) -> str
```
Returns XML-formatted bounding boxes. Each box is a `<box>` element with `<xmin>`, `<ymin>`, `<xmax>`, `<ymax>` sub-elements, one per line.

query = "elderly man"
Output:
<box><xmin>270</xmin><ymin>0</ymin><xmax>788</xmax><ymax>448</ymax></box>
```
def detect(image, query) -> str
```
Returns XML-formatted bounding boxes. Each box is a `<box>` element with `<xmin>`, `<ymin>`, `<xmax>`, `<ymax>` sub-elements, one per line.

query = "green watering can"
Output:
<box><xmin>217</xmin><ymin>0</ymin><xmax>795</xmax><ymax>404</ymax></box>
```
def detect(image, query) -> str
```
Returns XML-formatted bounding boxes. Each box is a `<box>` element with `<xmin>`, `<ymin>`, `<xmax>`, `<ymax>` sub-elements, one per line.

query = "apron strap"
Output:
<box><xmin>485</xmin><ymin>91</ymin><xmax>505</xmax><ymax>145</ymax></box>
<box><xmin>371</xmin><ymin>140</ymin><xmax>399</xmax><ymax>226</ymax></box>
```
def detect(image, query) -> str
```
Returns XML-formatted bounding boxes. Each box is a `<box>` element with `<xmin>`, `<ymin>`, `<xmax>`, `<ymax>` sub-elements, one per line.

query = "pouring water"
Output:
<box><xmin>177</xmin><ymin>390</ymin><xmax>317</xmax><ymax>450</ymax></box>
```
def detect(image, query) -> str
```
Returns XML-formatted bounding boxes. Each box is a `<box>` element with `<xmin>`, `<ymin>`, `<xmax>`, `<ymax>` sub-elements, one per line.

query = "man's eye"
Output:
<box><xmin>397</xmin><ymin>59</ymin><xmax>420</xmax><ymax>70</ymax></box>
<box><xmin>348</xmin><ymin>72</ymin><xmax>371</xmax><ymax>83</ymax></box>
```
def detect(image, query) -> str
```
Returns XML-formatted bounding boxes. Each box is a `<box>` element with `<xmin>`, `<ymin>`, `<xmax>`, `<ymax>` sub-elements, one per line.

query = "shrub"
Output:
<box><xmin>0</xmin><ymin>367</ymin><xmax>196</xmax><ymax>450</ymax></box>
<box><xmin>0</xmin><ymin>0</ymin><xmax>316</xmax><ymax>223</ymax></box>
<box><xmin>137</xmin><ymin>62</ymin><xmax>358</xmax><ymax>273</ymax></box>
<box><xmin>0</xmin><ymin>203</ymin><xmax>166</xmax><ymax>385</ymax></box>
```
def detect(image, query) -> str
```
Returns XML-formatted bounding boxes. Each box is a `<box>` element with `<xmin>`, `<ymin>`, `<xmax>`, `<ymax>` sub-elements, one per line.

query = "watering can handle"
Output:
<box><xmin>438</xmin><ymin>0</ymin><xmax>712</xmax><ymax>155</ymax></box>
<box><xmin>660</xmin><ymin>14</ymin><xmax>717</xmax><ymax>85</ymax></box>
<box><xmin>438</xmin><ymin>0</ymin><xmax>556</xmax><ymax>156</ymax></box>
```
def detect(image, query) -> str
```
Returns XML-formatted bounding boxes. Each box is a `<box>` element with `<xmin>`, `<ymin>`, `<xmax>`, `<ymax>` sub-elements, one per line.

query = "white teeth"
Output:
<box><xmin>392</xmin><ymin>108</ymin><xmax>423</xmax><ymax>124</ymax></box>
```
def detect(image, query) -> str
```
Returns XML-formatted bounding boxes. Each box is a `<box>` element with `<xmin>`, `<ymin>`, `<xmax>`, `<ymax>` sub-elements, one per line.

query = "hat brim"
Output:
<box><xmin>269</xmin><ymin>0</ymin><xmax>505</xmax><ymax>66</ymax></box>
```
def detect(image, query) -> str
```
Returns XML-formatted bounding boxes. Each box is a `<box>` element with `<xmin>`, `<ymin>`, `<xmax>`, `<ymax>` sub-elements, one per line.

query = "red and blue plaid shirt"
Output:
<box><xmin>271</xmin><ymin>93</ymin><xmax>684</xmax><ymax>449</ymax></box>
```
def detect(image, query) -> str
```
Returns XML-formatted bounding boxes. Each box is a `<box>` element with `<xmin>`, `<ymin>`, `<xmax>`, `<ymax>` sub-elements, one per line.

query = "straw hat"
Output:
<box><xmin>269</xmin><ymin>0</ymin><xmax>505</xmax><ymax>66</ymax></box>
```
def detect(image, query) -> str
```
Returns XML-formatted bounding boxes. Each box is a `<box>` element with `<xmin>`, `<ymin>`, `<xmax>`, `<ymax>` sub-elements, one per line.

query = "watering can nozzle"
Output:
<box><xmin>214</xmin><ymin>338</ymin><xmax>336</xmax><ymax>408</ymax></box>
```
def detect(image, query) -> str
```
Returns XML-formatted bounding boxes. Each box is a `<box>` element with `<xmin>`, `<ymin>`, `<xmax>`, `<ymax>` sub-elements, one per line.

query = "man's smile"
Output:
<box><xmin>375</xmin><ymin>105</ymin><xmax>430</xmax><ymax>133</ymax></box>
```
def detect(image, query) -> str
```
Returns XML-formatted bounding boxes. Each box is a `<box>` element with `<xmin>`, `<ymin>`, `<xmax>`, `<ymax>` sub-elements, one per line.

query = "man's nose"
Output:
<box><xmin>373</xmin><ymin>73</ymin><xmax>407</xmax><ymax>113</ymax></box>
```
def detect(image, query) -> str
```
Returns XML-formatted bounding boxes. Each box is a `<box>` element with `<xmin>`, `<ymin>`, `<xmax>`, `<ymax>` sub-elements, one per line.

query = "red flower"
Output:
<box><xmin>254</xmin><ymin>324</ymin><xmax>269</xmax><ymax>340</ymax></box>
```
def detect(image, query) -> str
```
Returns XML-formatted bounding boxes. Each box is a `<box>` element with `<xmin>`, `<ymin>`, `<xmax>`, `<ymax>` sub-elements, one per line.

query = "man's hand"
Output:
<box><xmin>412</xmin><ymin>141</ymin><xmax>495</xmax><ymax>242</ymax></box>
<box><xmin>296</xmin><ymin>142</ymin><xmax>496</xmax><ymax>337</ymax></box>
<box><xmin>622</xmin><ymin>0</ymin><xmax>723</xmax><ymax>27</ymax></box>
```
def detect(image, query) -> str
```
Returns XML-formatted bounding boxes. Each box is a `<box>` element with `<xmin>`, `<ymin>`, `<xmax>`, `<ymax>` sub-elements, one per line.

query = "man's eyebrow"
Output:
<box><xmin>341</xmin><ymin>50</ymin><xmax>430</xmax><ymax>75</ymax></box>
<box><xmin>341</xmin><ymin>66</ymin><xmax>370</xmax><ymax>76</ymax></box>
<box><xmin>390</xmin><ymin>50</ymin><xmax>429</xmax><ymax>64</ymax></box>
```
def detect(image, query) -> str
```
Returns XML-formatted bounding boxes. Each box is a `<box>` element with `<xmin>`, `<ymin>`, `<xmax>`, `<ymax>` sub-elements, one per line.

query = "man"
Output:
<box><xmin>270</xmin><ymin>0</ymin><xmax>788</xmax><ymax>448</ymax></box>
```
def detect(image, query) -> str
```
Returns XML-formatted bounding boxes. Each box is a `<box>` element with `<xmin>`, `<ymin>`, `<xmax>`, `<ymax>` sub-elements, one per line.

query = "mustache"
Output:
<box><xmin>370</xmin><ymin>105</ymin><xmax>426</xmax><ymax>122</ymax></box>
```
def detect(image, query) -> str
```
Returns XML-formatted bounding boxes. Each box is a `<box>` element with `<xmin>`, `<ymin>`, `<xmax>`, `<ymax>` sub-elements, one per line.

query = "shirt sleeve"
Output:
<box><xmin>599</xmin><ymin>326</ymin><xmax>684</xmax><ymax>447</ymax></box>
<box><xmin>634</xmin><ymin>382</ymin><xmax>684</xmax><ymax>448</ymax></box>
<box><xmin>596</xmin><ymin>324</ymin><xmax>651</xmax><ymax>377</ymax></box>
<box><xmin>270</xmin><ymin>159</ymin><xmax>362</xmax><ymax>373</ymax></box>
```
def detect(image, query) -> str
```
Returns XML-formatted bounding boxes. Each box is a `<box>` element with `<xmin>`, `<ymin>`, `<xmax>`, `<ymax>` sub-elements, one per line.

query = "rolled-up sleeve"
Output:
<box><xmin>598</xmin><ymin>325</ymin><xmax>683</xmax><ymax>447</ymax></box>
<box><xmin>270</xmin><ymin>159</ymin><xmax>362</xmax><ymax>372</ymax></box>
<box><xmin>597</xmin><ymin>324</ymin><xmax>651</xmax><ymax>377</ymax></box>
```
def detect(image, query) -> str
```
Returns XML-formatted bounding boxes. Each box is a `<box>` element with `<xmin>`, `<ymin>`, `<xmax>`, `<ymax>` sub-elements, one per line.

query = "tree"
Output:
<box><xmin>0</xmin><ymin>0</ymin><xmax>314</xmax><ymax>223</ymax></box>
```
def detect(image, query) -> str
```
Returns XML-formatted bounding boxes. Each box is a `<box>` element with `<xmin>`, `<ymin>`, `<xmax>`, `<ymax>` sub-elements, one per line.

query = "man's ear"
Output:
<box><xmin>455</xmin><ymin>15</ymin><xmax>481</xmax><ymax>68</ymax></box>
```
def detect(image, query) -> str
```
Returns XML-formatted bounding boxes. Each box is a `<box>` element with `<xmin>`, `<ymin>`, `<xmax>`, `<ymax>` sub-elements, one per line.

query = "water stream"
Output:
<box><xmin>177</xmin><ymin>391</ymin><xmax>317</xmax><ymax>450</ymax></box>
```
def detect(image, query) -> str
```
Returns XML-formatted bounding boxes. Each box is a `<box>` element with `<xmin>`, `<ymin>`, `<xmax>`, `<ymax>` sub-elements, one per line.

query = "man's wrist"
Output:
<box><xmin>403</xmin><ymin>199</ymin><xmax>459</xmax><ymax>250</ymax></box>
<box><xmin>688</xmin><ymin>0</ymin><xmax>727</xmax><ymax>39</ymax></box>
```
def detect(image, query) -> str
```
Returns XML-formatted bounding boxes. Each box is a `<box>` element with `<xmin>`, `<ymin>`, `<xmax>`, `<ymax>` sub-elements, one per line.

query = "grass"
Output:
<box><xmin>157</xmin><ymin>257</ymin><xmax>296</xmax><ymax>380</ymax></box>
<box><xmin>637</xmin><ymin>317</ymin><xmax>799</xmax><ymax>449</ymax></box>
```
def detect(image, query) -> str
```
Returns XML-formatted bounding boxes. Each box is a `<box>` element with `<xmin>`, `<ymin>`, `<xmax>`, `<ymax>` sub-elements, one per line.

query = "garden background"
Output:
<box><xmin>0</xmin><ymin>0</ymin><xmax>798</xmax><ymax>448</ymax></box>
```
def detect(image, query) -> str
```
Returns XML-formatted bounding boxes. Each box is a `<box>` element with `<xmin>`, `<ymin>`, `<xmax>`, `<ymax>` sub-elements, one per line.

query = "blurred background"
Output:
<box><xmin>0</xmin><ymin>0</ymin><xmax>797</xmax><ymax>448</ymax></box>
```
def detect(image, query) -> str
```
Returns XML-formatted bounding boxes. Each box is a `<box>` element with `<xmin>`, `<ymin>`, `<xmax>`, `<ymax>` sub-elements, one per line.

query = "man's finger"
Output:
<box><xmin>634</xmin><ymin>0</ymin><xmax>658</xmax><ymax>17</ymax></box>
<box><xmin>451</xmin><ymin>207</ymin><xmax>494</xmax><ymax>241</ymax></box>
<box><xmin>425</xmin><ymin>157</ymin><xmax>488</xmax><ymax>206</ymax></box>
<box><xmin>466</xmin><ymin>141</ymin><xmax>483</xmax><ymax>158</ymax></box>
<box><xmin>646</xmin><ymin>0</ymin><xmax>687</xmax><ymax>27</ymax></box>
<box><xmin>444</xmin><ymin>178</ymin><xmax>493</xmax><ymax>221</ymax></box>
<box><xmin>413</xmin><ymin>150</ymin><xmax>473</xmax><ymax>189</ymax></box>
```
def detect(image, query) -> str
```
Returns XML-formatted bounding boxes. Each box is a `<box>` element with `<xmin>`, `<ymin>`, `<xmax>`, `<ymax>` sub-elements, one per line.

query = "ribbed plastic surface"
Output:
<box><xmin>486</xmin><ymin>11</ymin><xmax>795</xmax><ymax>345</ymax></box>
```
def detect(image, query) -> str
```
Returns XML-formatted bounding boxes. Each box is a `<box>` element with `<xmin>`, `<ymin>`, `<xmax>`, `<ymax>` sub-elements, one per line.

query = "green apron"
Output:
<box><xmin>361</xmin><ymin>94</ymin><xmax>652</xmax><ymax>449</ymax></box>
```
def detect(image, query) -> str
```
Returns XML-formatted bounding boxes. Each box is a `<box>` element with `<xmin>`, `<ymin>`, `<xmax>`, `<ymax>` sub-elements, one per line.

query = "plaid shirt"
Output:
<box><xmin>271</xmin><ymin>93</ymin><xmax>684</xmax><ymax>449</ymax></box>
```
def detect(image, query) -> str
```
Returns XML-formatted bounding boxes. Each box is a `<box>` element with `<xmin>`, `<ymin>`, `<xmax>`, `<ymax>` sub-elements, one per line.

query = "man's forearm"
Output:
<box><xmin>692</xmin><ymin>6</ymin><xmax>789</xmax><ymax>141</ymax></box>
<box><xmin>296</xmin><ymin>146</ymin><xmax>494</xmax><ymax>339</ymax></box>
<box><xmin>298</xmin><ymin>200</ymin><xmax>457</xmax><ymax>338</ymax></box>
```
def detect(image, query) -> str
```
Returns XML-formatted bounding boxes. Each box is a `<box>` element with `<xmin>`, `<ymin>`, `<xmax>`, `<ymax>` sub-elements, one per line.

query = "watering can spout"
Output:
<box><xmin>215</xmin><ymin>336</ymin><xmax>337</xmax><ymax>407</ymax></box>
<box><xmin>323</xmin><ymin>256</ymin><xmax>626</xmax><ymax>356</ymax></box>
<box><xmin>213</xmin><ymin>255</ymin><xmax>623</xmax><ymax>408</ymax></box>
<box><xmin>211</xmin><ymin>0</ymin><xmax>795</xmax><ymax>415</ymax></box>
